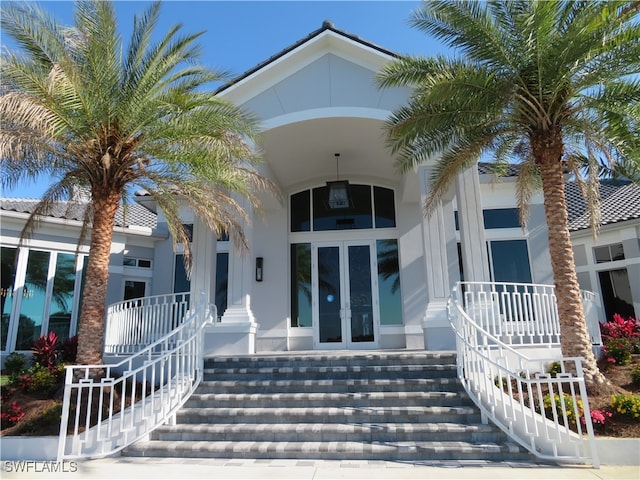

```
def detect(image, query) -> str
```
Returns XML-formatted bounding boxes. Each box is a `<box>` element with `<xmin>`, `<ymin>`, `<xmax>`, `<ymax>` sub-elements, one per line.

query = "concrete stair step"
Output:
<box><xmin>195</xmin><ymin>377</ymin><xmax>464</xmax><ymax>394</ymax></box>
<box><xmin>125</xmin><ymin>439</ymin><xmax>529</xmax><ymax>461</ymax></box>
<box><xmin>175</xmin><ymin>405</ymin><xmax>482</xmax><ymax>424</ymax></box>
<box><xmin>151</xmin><ymin>422</ymin><xmax>506</xmax><ymax>443</ymax></box>
<box><xmin>203</xmin><ymin>364</ymin><xmax>457</xmax><ymax>381</ymax></box>
<box><xmin>204</xmin><ymin>351</ymin><xmax>457</xmax><ymax>370</ymax></box>
<box><xmin>184</xmin><ymin>391</ymin><xmax>473</xmax><ymax>408</ymax></box>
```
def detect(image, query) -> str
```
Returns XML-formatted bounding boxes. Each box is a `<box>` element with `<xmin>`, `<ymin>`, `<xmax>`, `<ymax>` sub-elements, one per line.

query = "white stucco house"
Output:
<box><xmin>1</xmin><ymin>21</ymin><xmax>639</xmax><ymax>364</ymax></box>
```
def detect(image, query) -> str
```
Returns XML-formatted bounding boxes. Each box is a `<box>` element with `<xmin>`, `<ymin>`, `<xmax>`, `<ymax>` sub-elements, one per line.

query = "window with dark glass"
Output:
<box><xmin>48</xmin><ymin>253</ymin><xmax>76</xmax><ymax>342</ymax></box>
<box><xmin>313</xmin><ymin>184</ymin><xmax>373</xmax><ymax>231</ymax></box>
<box><xmin>173</xmin><ymin>255</ymin><xmax>190</xmax><ymax>293</ymax></box>
<box><xmin>16</xmin><ymin>250</ymin><xmax>50</xmax><ymax>350</ymax></box>
<box><xmin>595</xmin><ymin>243</ymin><xmax>625</xmax><ymax>263</ymax></box>
<box><xmin>290</xmin><ymin>243</ymin><xmax>312</xmax><ymax>327</ymax></box>
<box><xmin>598</xmin><ymin>268</ymin><xmax>636</xmax><ymax>321</ymax></box>
<box><xmin>455</xmin><ymin>208</ymin><xmax>521</xmax><ymax>230</ymax></box>
<box><xmin>291</xmin><ymin>190</ymin><xmax>311</xmax><ymax>232</ymax></box>
<box><xmin>377</xmin><ymin>240</ymin><xmax>402</xmax><ymax>325</ymax></box>
<box><xmin>489</xmin><ymin>240</ymin><xmax>532</xmax><ymax>283</ymax></box>
<box><xmin>374</xmin><ymin>187</ymin><xmax>396</xmax><ymax>228</ymax></box>
<box><xmin>215</xmin><ymin>252</ymin><xmax>229</xmax><ymax>319</ymax></box>
<box><xmin>124</xmin><ymin>280</ymin><xmax>147</xmax><ymax>300</ymax></box>
<box><xmin>291</xmin><ymin>185</ymin><xmax>397</xmax><ymax>233</ymax></box>
<box><xmin>1</xmin><ymin>247</ymin><xmax>17</xmax><ymax>351</ymax></box>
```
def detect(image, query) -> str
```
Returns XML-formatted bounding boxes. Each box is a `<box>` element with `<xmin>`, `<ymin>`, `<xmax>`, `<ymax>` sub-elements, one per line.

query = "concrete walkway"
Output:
<box><xmin>2</xmin><ymin>457</ymin><xmax>639</xmax><ymax>480</ymax></box>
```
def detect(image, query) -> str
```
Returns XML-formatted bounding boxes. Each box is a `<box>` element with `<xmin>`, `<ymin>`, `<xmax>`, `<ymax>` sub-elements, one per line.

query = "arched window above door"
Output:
<box><xmin>291</xmin><ymin>185</ymin><xmax>396</xmax><ymax>232</ymax></box>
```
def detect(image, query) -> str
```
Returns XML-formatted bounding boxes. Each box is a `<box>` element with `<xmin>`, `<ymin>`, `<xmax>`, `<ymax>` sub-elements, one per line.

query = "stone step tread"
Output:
<box><xmin>205</xmin><ymin>352</ymin><xmax>457</xmax><ymax>364</ymax></box>
<box><xmin>177</xmin><ymin>405</ymin><xmax>478</xmax><ymax>417</ymax></box>
<box><xmin>203</xmin><ymin>364</ymin><xmax>456</xmax><ymax>375</ymax></box>
<box><xmin>187</xmin><ymin>391</ymin><xmax>468</xmax><ymax>402</ymax></box>
<box><xmin>128</xmin><ymin>440</ymin><xmax>523</xmax><ymax>454</ymax></box>
<box><xmin>154</xmin><ymin>422</ymin><xmax>499</xmax><ymax>434</ymax></box>
<box><xmin>197</xmin><ymin>377</ymin><xmax>461</xmax><ymax>388</ymax></box>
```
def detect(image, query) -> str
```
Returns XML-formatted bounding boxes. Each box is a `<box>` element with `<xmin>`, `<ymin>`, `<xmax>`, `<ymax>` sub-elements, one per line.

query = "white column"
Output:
<box><xmin>190</xmin><ymin>216</ymin><xmax>217</xmax><ymax>305</ymax></box>
<box><xmin>455</xmin><ymin>163</ymin><xmax>490</xmax><ymax>282</ymax></box>
<box><xmin>206</xmin><ymin>201</ymin><xmax>258</xmax><ymax>355</ymax></box>
<box><xmin>419</xmin><ymin>165</ymin><xmax>456</xmax><ymax>350</ymax></box>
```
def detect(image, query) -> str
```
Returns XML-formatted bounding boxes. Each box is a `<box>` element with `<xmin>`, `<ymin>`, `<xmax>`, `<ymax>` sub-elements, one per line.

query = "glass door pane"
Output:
<box><xmin>347</xmin><ymin>245</ymin><xmax>374</xmax><ymax>343</ymax></box>
<box><xmin>318</xmin><ymin>246</ymin><xmax>342</xmax><ymax>343</ymax></box>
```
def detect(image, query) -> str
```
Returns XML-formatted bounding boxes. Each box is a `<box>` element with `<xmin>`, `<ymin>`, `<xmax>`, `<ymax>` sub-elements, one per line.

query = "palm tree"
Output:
<box><xmin>377</xmin><ymin>0</ymin><xmax>639</xmax><ymax>392</ymax></box>
<box><xmin>0</xmin><ymin>1</ymin><xmax>275</xmax><ymax>366</ymax></box>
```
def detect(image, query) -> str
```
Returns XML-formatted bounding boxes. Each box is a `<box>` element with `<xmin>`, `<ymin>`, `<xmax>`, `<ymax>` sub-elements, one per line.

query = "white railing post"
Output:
<box><xmin>449</xmin><ymin>281</ymin><xmax>599</xmax><ymax>467</ymax></box>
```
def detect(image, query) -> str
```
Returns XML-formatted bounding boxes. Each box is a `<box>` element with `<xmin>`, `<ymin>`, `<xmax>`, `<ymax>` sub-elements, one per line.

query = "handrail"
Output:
<box><xmin>104</xmin><ymin>292</ymin><xmax>192</xmax><ymax>355</ymax></box>
<box><xmin>449</xmin><ymin>281</ymin><xmax>599</xmax><ymax>467</ymax></box>
<box><xmin>57</xmin><ymin>293</ymin><xmax>215</xmax><ymax>461</ymax></box>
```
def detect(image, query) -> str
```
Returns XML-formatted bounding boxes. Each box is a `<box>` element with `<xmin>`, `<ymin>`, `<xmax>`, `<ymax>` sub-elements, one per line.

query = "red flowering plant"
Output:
<box><xmin>600</xmin><ymin>314</ymin><xmax>640</xmax><ymax>365</ymax></box>
<box><xmin>0</xmin><ymin>392</ymin><xmax>26</xmax><ymax>428</ymax></box>
<box><xmin>582</xmin><ymin>409</ymin><xmax>613</xmax><ymax>430</ymax></box>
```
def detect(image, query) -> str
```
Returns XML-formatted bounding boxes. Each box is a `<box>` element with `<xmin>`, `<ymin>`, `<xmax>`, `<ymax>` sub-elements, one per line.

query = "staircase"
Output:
<box><xmin>124</xmin><ymin>351</ymin><xmax>533</xmax><ymax>462</ymax></box>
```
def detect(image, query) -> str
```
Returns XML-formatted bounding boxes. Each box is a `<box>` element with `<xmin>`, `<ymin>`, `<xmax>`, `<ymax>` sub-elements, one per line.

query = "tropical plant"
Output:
<box><xmin>31</xmin><ymin>331</ymin><xmax>60</xmax><ymax>371</ymax></box>
<box><xmin>0</xmin><ymin>1</ymin><xmax>276</xmax><ymax>365</ymax></box>
<box><xmin>377</xmin><ymin>0</ymin><xmax>640</xmax><ymax>392</ymax></box>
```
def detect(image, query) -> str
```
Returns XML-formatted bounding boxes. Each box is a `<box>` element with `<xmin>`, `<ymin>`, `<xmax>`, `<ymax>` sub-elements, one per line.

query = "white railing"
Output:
<box><xmin>104</xmin><ymin>292</ymin><xmax>192</xmax><ymax>355</ymax></box>
<box><xmin>449</xmin><ymin>281</ymin><xmax>599</xmax><ymax>467</ymax></box>
<box><xmin>57</xmin><ymin>293</ymin><xmax>214</xmax><ymax>461</ymax></box>
<box><xmin>457</xmin><ymin>281</ymin><xmax>602</xmax><ymax>347</ymax></box>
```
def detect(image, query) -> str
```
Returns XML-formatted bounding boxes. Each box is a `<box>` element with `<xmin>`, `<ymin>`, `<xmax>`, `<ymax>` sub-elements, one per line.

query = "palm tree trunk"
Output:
<box><xmin>537</xmin><ymin>148</ymin><xmax>610</xmax><ymax>393</ymax></box>
<box><xmin>75</xmin><ymin>189</ymin><xmax>121</xmax><ymax>366</ymax></box>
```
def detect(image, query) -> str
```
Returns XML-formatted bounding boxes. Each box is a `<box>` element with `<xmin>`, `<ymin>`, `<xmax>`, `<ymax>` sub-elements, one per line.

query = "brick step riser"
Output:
<box><xmin>184</xmin><ymin>396</ymin><xmax>474</xmax><ymax>409</ymax></box>
<box><xmin>150</xmin><ymin>429</ymin><xmax>506</xmax><ymax>443</ymax></box>
<box><xmin>194</xmin><ymin>380</ymin><xmax>464</xmax><ymax>395</ymax></box>
<box><xmin>203</xmin><ymin>370</ymin><xmax>457</xmax><ymax>382</ymax></box>
<box><xmin>175</xmin><ymin>412</ymin><xmax>483</xmax><ymax>425</ymax></box>
<box><xmin>124</xmin><ymin>444</ymin><xmax>530</xmax><ymax>462</ymax></box>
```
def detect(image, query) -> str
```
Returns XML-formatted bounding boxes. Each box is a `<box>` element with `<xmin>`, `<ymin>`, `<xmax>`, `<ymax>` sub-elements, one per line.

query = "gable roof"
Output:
<box><xmin>217</xmin><ymin>20</ymin><xmax>398</xmax><ymax>95</ymax></box>
<box><xmin>0</xmin><ymin>198</ymin><xmax>157</xmax><ymax>230</ymax></box>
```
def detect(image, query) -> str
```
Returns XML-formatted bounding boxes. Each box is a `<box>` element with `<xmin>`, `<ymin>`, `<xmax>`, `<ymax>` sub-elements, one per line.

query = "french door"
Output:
<box><xmin>312</xmin><ymin>241</ymin><xmax>378</xmax><ymax>349</ymax></box>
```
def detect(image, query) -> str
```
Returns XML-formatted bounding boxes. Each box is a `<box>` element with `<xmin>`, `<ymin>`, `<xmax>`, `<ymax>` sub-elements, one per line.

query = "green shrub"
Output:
<box><xmin>542</xmin><ymin>393</ymin><xmax>584</xmax><ymax>426</ymax></box>
<box><xmin>26</xmin><ymin>364</ymin><xmax>56</xmax><ymax>392</ymax></box>
<box><xmin>611</xmin><ymin>393</ymin><xmax>640</xmax><ymax>419</ymax></box>
<box><xmin>631</xmin><ymin>366</ymin><xmax>640</xmax><ymax>387</ymax></box>
<box><xmin>4</xmin><ymin>352</ymin><xmax>28</xmax><ymax>377</ymax></box>
<box><xmin>602</xmin><ymin>338</ymin><xmax>633</xmax><ymax>365</ymax></box>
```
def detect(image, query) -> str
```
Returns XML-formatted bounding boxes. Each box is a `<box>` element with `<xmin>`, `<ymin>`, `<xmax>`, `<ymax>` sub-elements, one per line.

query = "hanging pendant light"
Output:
<box><xmin>326</xmin><ymin>153</ymin><xmax>351</xmax><ymax>209</ymax></box>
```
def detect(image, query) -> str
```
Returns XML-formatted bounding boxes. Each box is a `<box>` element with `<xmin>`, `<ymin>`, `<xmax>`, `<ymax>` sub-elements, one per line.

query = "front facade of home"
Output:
<box><xmin>1</xmin><ymin>22</ymin><xmax>639</xmax><ymax>363</ymax></box>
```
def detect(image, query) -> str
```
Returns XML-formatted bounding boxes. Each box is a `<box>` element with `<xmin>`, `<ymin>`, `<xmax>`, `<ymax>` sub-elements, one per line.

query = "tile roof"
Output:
<box><xmin>0</xmin><ymin>198</ymin><xmax>157</xmax><ymax>229</ymax></box>
<box><xmin>566</xmin><ymin>180</ymin><xmax>640</xmax><ymax>231</ymax></box>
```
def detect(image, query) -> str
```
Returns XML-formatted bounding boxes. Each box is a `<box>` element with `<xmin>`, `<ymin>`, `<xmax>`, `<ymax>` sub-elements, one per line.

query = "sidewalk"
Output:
<box><xmin>2</xmin><ymin>457</ymin><xmax>639</xmax><ymax>480</ymax></box>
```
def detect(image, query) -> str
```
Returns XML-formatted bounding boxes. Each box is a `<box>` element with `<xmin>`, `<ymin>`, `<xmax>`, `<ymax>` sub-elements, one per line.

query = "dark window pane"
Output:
<box><xmin>182</xmin><ymin>224</ymin><xmax>193</xmax><ymax>242</ymax></box>
<box><xmin>318</xmin><ymin>246</ymin><xmax>341</xmax><ymax>342</ymax></box>
<box><xmin>454</xmin><ymin>211</ymin><xmax>459</xmax><ymax>231</ymax></box>
<box><xmin>138</xmin><ymin>259</ymin><xmax>151</xmax><ymax>268</ymax></box>
<box><xmin>610</xmin><ymin>243</ymin><xmax>625</xmax><ymax>261</ymax></box>
<box><xmin>291</xmin><ymin>190</ymin><xmax>311</xmax><ymax>232</ymax></box>
<box><xmin>489</xmin><ymin>240</ymin><xmax>532</xmax><ymax>283</ymax></box>
<box><xmin>598</xmin><ymin>269</ymin><xmax>636</xmax><ymax>321</ymax></box>
<box><xmin>16</xmin><ymin>250</ymin><xmax>50</xmax><ymax>350</ymax></box>
<box><xmin>215</xmin><ymin>252</ymin><xmax>229</xmax><ymax>319</ymax></box>
<box><xmin>377</xmin><ymin>240</ymin><xmax>402</xmax><ymax>325</ymax></box>
<box><xmin>174</xmin><ymin>255</ymin><xmax>190</xmax><ymax>293</ymax></box>
<box><xmin>374</xmin><ymin>187</ymin><xmax>396</xmax><ymax>228</ymax></box>
<box><xmin>123</xmin><ymin>257</ymin><xmax>136</xmax><ymax>266</ymax></box>
<box><xmin>313</xmin><ymin>184</ymin><xmax>372</xmax><ymax>231</ymax></box>
<box><xmin>594</xmin><ymin>246</ymin><xmax>611</xmax><ymax>264</ymax></box>
<box><xmin>48</xmin><ymin>253</ymin><xmax>76</xmax><ymax>342</ymax></box>
<box><xmin>290</xmin><ymin>244</ymin><xmax>312</xmax><ymax>327</ymax></box>
<box><xmin>483</xmin><ymin>208</ymin><xmax>521</xmax><ymax>229</ymax></box>
<box><xmin>1</xmin><ymin>247</ymin><xmax>17</xmax><ymax>351</ymax></box>
<box><xmin>124</xmin><ymin>281</ymin><xmax>146</xmax><ymax>300</ymax></box>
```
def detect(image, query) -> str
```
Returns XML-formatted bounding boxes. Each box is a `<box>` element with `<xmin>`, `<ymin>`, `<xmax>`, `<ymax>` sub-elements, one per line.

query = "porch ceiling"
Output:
<box><xmin>258</xmin><ymin>117</ymin><xmax>399</xmax><ymax>192</ymax></box>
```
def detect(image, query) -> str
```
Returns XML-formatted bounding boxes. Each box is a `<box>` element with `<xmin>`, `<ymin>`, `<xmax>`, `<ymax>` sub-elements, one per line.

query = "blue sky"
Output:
<box><xmin>1</xmin><ymin>0</ymin><xmax>448</xmax><ymax>198</ymax></box>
